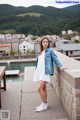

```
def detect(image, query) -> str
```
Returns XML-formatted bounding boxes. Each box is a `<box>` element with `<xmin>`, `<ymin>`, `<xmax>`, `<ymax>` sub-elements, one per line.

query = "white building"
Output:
<box><xmin>19</xmin><ymin>41</ymin><xmax>34</xmax><ymax>54</ymax></box>
<box><xmin>21</xmin><ymin>34</ymin><xmax>25</xmax><ymax>39</ymax></box>
<box><xmin>0</xmin><ymin>34</ymin><xmax>5</xmax><ymax>39</ymax></box>
<box><xmin>12</xmin><ymin>34</ymin><xmax>25</xmax><ymax>39</ymax></box>
<box><xmin>5</xmin><ymin>34</ymin><xmax>12</xmax><ymax>39</ymax></box>
<box><xmin>55</xmin><ymin>39</ymin><xmax>70</xmax><ymax>48</ymax></box>
<box><xmin>67</xmin><ymin>30</ymin><xmax>73</xmax><ymax>34</ymax></box>
<box><xmin>62</xmin><ymin>31</ymin><xmax>66</xmax><ymax>35</ymax></box>
<box><xmin>75</xmin><ymin>36</ymin><xmax>80</xmax><ymax>40</ymax></box>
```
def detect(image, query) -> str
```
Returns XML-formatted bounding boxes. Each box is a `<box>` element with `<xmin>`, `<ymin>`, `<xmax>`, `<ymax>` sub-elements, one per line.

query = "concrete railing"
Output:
<box><xmin>51</xmin><ymin>50</ymin><xmax>80</xmax><ymax>120</ymax></box>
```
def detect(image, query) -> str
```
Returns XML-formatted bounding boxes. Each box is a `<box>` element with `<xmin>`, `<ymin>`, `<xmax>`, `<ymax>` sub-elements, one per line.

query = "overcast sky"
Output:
<box><xmin>0</xmin><ymin>0</ymin><xmax>80</xmax><ymax>8</ymax></box>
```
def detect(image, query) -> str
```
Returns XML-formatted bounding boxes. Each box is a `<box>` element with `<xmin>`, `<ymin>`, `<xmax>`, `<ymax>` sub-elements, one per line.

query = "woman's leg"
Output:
<box><xmin>43</xmin><ymin>83</ymin><xmax>47</xmax><ymax>102</ymax></box>
<box><xmin>37</xmin><ymin>81</ymin><xmax>47</xmax><ymax>103</ymax></box>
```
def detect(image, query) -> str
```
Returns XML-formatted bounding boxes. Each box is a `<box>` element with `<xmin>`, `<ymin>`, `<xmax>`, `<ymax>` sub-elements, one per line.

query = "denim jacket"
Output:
<box><xmin>36</xmin><ymin>48</ymin><xmax>62</xmax><ymax>76</ymax></box>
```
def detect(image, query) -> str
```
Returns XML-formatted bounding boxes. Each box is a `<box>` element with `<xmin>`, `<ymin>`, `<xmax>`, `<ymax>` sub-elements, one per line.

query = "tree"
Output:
<box><xmin>10</xmin><ymin>49</ymin><xmax>15</xmax><ymax>55</ymax></box>
<box><xmin>31</xmin><ymin>50</ymin><xmax>35</xmax><ymax>54</ymax></box>
<box><xmin>17</xmin><ymin>49</ymin><xmax>21</xmax><ymax>55</ymax></box>
<box><xmin>26</xmin><ymin>49</ymin><xmax>31</xmax><ymax>54</ymax></box>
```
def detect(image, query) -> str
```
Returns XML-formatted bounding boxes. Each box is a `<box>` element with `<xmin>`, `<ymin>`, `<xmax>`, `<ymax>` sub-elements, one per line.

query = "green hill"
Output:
<box><xmin>0</xmin><ymin>4</ymin><xmax>80</xmax><ymax>35</ymax></box>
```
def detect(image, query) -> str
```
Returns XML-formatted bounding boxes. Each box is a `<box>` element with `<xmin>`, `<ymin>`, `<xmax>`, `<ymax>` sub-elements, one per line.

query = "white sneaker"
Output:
<box><xmin>36</xmin><ymin>103</ymin><xmax>48</xmax><ymax>112</ymax></box>
<box><xmin>36</xmin><ymin>103</ymin><xmax>43</xmax><ymax>109</ymax></box>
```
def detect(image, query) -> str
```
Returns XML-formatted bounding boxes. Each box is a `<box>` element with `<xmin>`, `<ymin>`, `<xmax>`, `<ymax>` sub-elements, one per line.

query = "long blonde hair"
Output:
<box><xmin>39</xmin><ymin>37</ymin><xmax>50</xmax><ymax>55</ymax></box>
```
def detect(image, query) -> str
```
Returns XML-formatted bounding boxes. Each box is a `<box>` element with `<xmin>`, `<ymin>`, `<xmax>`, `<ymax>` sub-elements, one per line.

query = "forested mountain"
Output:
<box><xmin>64</xmin><ymin>4</ymin><xmax>80</xmax><ymax>12</ymax></box>
<box><xmin>0</xmin><ymin>4</ymin><xmax>80</xmax><ymax>35</ymax></box>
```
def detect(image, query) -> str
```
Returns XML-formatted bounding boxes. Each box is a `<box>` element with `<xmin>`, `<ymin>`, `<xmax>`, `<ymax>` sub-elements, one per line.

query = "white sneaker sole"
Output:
<box><xmin>36</xmin><ymin>105</ymin><xmax>49</xmax><ymax>109</ymax></box>
<box><xmin>36</xmin><ymin>106</ymin><xmax>42</xmax><ymax>109</ymax></box>
<box><xmin>36</xmin><ymin>107</ymin><xmax>48</xmax><ymax>112</ymax></box>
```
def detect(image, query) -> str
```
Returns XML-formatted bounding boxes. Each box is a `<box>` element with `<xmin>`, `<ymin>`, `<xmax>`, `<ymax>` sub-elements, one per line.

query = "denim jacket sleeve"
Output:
<box><xmin>50</xmin><ymin>49</ymin><xmax>62</xmax><ymax>68</ymax></box>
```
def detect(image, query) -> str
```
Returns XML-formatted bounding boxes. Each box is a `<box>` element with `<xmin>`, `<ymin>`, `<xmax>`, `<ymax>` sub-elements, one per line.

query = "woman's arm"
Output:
<box><xmin>51</xmin><ymin>49</ymin><xmax>68</xmax><ymax>71</ymax></box>
<box><xmin>50</xmin><ymin>49</ymin><xmax>62</xmax><ymax>68</ymax></box>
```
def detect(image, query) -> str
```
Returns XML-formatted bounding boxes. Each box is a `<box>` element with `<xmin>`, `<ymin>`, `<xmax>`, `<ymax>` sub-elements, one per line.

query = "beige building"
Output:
<box><xmin>0</xmin><ymin>44</ymin><xmax>11</xmax><ymax>55</ymax></box>
<box><xmin>0</xmin><ymin>39</ymin><xmax>22</xmax><ymax>54</ymax></box>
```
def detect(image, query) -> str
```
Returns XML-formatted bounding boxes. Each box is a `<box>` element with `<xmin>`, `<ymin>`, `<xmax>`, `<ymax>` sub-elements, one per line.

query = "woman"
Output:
<box><xmin>33</xmin><ymin>37</ymin><xmax>65</xmax><ymax>112</ymax></box>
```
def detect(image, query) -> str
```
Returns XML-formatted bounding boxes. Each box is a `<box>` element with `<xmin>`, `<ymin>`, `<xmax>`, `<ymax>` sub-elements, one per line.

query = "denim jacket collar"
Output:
<box><xmin>45</xmin><ymin>48</ymin><xmax>50</xmax><ymax>52</ymax></box>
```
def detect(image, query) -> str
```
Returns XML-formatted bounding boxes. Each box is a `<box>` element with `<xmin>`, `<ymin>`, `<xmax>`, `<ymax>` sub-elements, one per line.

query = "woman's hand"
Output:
<box><xmin>60</xmin><ymin>67</ymin><xmax>68</xmax><ymax>71</ymax></box>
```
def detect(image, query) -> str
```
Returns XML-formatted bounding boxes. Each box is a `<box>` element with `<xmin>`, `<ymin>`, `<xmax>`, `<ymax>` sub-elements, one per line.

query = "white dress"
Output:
<box><xmin>33</xmin><ymin>50</ymin><xmax>51</xmax><ymax>83</ymax></box>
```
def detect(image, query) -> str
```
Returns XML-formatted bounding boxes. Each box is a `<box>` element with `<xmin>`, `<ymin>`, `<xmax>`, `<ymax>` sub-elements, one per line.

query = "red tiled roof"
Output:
<box><xmin>0</xmin><ymin>44</ymin><xmax>10</xmax><ymax>47</ymax></box>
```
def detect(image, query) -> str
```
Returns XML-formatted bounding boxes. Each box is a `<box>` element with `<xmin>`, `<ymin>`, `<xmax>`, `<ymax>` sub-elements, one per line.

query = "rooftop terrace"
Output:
<box><xmin>0</xmin><ymin>50</ymin><xmax>80</xmax><ymax>120</ymax></box>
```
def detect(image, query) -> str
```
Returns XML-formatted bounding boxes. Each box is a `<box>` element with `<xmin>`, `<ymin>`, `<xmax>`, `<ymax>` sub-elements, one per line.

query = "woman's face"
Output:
<box><xmin>42</xmin><ymin>39</ymin><xmax>49</xmax><ymax>49</ymax></box>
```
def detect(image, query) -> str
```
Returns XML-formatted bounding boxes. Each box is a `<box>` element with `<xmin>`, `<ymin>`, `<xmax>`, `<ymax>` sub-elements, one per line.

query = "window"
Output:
<box><xmin>0</xmin><ymin>51</ymin><xmax>3</xmax><ymax>53</ymax></box>
<box><xmin>64</xmin><ymin>41</ymin><xmax>69</xmax><ymax>44</ymax></box>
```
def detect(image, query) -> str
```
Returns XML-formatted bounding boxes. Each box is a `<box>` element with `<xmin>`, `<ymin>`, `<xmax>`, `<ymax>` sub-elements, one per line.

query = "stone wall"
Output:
<box><xmin>51</xmin><ymin>50</ymin><xmax>80</xmax><ymax>120</ymax></box>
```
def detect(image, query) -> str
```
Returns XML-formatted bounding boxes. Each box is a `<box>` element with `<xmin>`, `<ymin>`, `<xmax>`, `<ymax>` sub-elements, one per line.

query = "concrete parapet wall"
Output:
<box><xmin>51</xmin><ymin>50</ymin><xmax>80</xmax><ymax>120</ymax></box>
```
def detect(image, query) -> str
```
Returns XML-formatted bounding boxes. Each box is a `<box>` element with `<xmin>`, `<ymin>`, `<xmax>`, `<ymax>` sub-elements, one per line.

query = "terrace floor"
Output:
<box><xmin>1</xmin><ymin>66</ymin><xmax>69</xmax><ymax>120</ymax></box>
